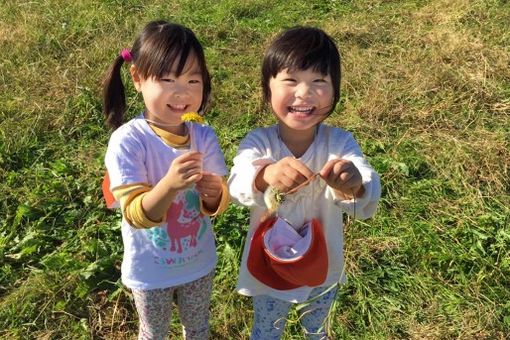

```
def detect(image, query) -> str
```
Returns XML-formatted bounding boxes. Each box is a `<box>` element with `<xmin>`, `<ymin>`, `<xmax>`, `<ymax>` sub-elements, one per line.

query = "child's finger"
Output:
<box><xmin>279</xmin><ymin>175</ymin><xmax>298</xmax><ymax>189</ymax></box>
<box><xmin>320</xmin><ymin>159</ymin><xmax>340</xmax><ymax>178</ymax></box>
<box><xmin>174</xmin><ymin>151</ymin><xmax>203</xmax><ymax>163</ymax></box>
<box><xmin>279</xmin><ymin>165</ymin><xmax>304</xmax><ymax>186</ymax></box>
<box><xmin>177</xmin><ymin>158</ymin><xmax>203</xmax><ymax>172</ymax></box>
<box><xmin>288</xmin><ymin>158</ymin><xmax>314</xmax><ymax>179</ymax></box>
<box><xmin>278</xmin><ymin>163</ymin><xmax>312</xmax><ymax>190</ymax></box>
<box><xmin>185</xmin><ymin>172</ymin><xmax>203</xmax><ymax>182</ymax></box>
<box><xmin>196</xmin><ymin>181</ymin><xmax>222</xmax><ymax>198</ymax></box>
<box><xmin>197</xmin><ymin>173</ymin><xmax>222</xmax><ymax>187</ymax></box>
<box><xmin>199</xmin><ymin>187</ymin><xmax>221</xmax><ymax>198</ymax></box>
<box><xmin>200</xmin><ymin>171</ymin><xmax>220</xmax><ymax>177</ymax></box>
<box><xmin>328</xmin><ymin>169</ymin><xmax>343</xmax><ymax>186</ymax></box>
<box><xmin>179</xmin><ymin>159</ymin><xmax>203</xmax><ymax>176</ymax></box>
<box><xmin>338</xmin><ymin>170</ymin><xmax>354</xmax><ymax>184</ymax></box>
<box><xmin>196</xmin><ymin>179</ymin><xmax>221</xmax><ymax>192</ymax></box>
<box><xmin>332</xmin><ymin>160</ymin><xmax>353</xmax><ymax>175</ymax></box>
<box><xmin>199</xmin><ymin>174</ymin><xmax>222</xmax><ymax>186</ymax></box>
<box><xmin>342</xmin><ymin>176</ymin><xmax>361</xmax><ymax>190</ymax></box>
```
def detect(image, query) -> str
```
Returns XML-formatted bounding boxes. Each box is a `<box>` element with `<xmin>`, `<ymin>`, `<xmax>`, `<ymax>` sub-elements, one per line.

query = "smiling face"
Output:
<box><xmin>131</xmin><ymin>54</ymin><xmax>204</xmax><ymax>133</ymax></box>
<box><xmin>269</xmin><ymin>67</ymin><xmax>334</xmax><ymax>134</ymax></box>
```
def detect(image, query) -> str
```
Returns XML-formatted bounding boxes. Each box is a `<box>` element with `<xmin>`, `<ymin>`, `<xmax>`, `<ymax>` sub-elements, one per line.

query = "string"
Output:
<box><xmin>295</xmin><ymin>188</ymin><xmax>357</xmax><ymax>338</ymax></box>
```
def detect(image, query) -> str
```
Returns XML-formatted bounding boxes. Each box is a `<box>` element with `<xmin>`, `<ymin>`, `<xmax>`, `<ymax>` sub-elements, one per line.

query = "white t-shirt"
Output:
<box><xmin>228</xmin><ymin>124</ymin><xmax>381</xmax><ymax>302</ymax></box>
<box><xmin>105</xmin><ymin>114</ymin><xmax>228</xmax><ymax>290</ymax></box>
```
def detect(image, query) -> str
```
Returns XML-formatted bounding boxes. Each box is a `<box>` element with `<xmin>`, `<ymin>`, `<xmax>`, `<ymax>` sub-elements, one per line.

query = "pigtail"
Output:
<box><xmin>103</xmin><ymin>55</ymin><xmax>127</xmax><ymax>129</ymax></box>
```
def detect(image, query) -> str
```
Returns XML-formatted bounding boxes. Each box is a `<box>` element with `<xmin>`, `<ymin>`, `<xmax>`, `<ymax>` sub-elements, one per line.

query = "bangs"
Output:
<box><xmin>269</xmin><ymin>49</ymin><xmax>332</xmax><ymax>77</ymax></box>
<box><xmin>267</xmin><ymin>27</ymin><xmax>337</xmax><ymax>77</ymax></box>
<box><xmin>134</xmin><ymin>23</ymin><xmax>207</xmax><ymax>80</ymax></box>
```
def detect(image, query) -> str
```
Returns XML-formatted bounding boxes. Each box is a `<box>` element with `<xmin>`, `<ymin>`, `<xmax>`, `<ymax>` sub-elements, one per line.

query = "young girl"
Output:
<box><xmin>228</xmin><ymin>27</ymin><xmax>381</xmax><ymax>339</ymax></box>
<box><xmin>103</xmin><ymin>20</ymin><xmax>229</xmax><ymax>339</ymax></box>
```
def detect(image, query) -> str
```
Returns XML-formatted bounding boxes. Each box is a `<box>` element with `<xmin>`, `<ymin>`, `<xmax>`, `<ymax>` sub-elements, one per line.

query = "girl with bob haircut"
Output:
<box><xmin>103</xmin><ymin>20</ymin><xmax>229</xmax><ymax>339</ymax></box>
<box><xmin>229</xmin><ymin>26</ymin><xmax>381</xmax><ymax>339</ymax></box>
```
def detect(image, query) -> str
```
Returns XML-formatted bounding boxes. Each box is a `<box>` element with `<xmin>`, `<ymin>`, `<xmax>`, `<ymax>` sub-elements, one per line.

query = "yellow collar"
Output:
<box><xmin>148</xmin><ymin>124</ymin><xmax>190</xmax><ymax>148</ymax></box>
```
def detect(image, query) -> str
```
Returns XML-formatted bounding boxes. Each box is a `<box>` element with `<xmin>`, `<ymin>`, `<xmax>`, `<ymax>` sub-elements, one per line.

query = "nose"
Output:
<box><xmin>295</xmin><ymin>82</ymin><xmax>312</xmax><ymax>99</ymax></box>
<box><xmin>172</xmin><ymin>82</ymin><xmax>189</xmax><ymax>98</ymax></box>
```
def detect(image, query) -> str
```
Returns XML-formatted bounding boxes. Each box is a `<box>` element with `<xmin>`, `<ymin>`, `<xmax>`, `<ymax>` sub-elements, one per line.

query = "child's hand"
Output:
<box><xmin>319</xmin><ymin>159</ymin><xmax>365</xmax><ymax>198</ymax></box>
<box><xmin>256</xmin><ymin>156</ymin><xmax>315</xmax><ymax>193</ymax></box>
<box><xmin>165</xmin><ymin>151</ymin><xmax>203</xmax><ymax>191</ymax></box>
<box><xmin>196</xmin><ymin>172</ymin><xmax>223</xmax><ymax>201</ymax></box>
<box><xmin>196</xmin><ymin>172</ymin><xmax>223</xmax><ymax>212</ymax></box>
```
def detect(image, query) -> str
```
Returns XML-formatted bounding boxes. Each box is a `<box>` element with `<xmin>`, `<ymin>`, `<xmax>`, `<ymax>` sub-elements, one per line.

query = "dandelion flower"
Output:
<box><xmin>181</xmin><ymin>112</ymin><xmax>205</xmax><ymax>124</ymax></box>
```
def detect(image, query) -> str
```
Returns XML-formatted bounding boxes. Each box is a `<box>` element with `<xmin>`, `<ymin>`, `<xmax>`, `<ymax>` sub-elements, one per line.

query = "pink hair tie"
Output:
<box><xmin>120</xmin><ymin>48</ymin><xmax>133</xmax><ymax>63</ymax></box>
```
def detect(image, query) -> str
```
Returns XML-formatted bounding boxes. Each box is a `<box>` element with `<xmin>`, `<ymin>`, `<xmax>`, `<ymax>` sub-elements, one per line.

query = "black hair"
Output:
<box><xmin>103</xmin><ymin>20</ymin><xmax>211</xmax><ymax>129</ymax></box>
<box><xmin>261</xmin><ymin>26</ymin><xmax>341</xmax><ymax>116</ymax></box>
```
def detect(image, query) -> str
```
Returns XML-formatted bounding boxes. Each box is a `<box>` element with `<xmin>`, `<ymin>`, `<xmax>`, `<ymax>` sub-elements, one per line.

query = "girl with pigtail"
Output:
<box><xmin>102</xmin><ymin>20</ymin><xmax>229</xmax><ymax>339</ymax></box>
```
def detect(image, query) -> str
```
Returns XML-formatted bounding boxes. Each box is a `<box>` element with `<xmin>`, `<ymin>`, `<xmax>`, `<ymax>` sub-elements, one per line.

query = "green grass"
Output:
<box><xmin>1</xmin><ymin>0</ymin><xmax>509</xmax><ymax>338</ymax></box>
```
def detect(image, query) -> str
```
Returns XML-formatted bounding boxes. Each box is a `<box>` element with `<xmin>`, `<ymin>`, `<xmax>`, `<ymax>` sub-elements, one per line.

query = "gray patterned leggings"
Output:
<box><xmin>251</xmin><ymin>285</ymin><xmax>338</xmax><ymax>340</ymax></box>
<box><xmin>131</xmin><ymin>271</ymin><xmax>214</xmax><ymax>340</ymax></box>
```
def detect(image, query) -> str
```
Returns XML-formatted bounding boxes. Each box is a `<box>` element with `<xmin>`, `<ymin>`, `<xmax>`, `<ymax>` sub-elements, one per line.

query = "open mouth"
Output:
<box><xmin>288</xmin><ymin>106</ymin><xmax>315</xmax><ymax>116</ymax></box>
<box><xmin>167</xmin><ymin>104</ymin><xmax>188</xmax><ymax>111</ymax></box>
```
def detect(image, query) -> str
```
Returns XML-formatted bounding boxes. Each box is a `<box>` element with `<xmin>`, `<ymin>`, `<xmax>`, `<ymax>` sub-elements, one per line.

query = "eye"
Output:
<box><xmin>189</xmin><ymin>79</ymin><xmax>202</xmax><ymax>84</ymax></box>
<box><xmin>313</xmin><ymin>78</ymin><xmax>327</xmax><ymax>83</ymax></box>
<box><xmin>282</xmin><ymin>78</ymin><xmax>296</xmax><ymax>83</ymax></box>
<box><xmin>160</xmin><ymin>78</ymin><xmax>175</xmax><ymax>83</ymax></box>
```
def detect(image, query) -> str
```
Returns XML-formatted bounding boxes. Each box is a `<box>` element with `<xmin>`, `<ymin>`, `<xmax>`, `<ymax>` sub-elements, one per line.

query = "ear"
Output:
<box><xmin>130</xmin><ymin>65</ymin><xmax>142</xmax><ymax>92</ymax></box>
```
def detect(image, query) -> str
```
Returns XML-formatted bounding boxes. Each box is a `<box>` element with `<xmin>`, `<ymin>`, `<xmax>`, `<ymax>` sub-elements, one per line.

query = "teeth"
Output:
<box><xmin>290</xmin><ymin>106</ymin><xmax>313</xmax><ymax>113</ymax></box>
<box><xmin>169</xmin><ymin>104</ymin><xmax>186</xmax><ymax>110</ymax></box>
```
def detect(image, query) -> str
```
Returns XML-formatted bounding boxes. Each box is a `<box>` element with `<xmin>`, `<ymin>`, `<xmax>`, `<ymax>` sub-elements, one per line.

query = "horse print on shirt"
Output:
<box><xmin>165</xmin><ymin>190</ymin><xmax>206</xmax><ymax>253</ymax></box>
<box><xmin>144</xmin><ymin>190</ymin><xmax>207</xmax><ymax>255</ymax></box>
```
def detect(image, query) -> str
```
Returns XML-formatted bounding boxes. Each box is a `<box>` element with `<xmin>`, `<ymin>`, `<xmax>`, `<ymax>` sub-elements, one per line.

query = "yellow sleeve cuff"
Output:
<box><xmin>125</xmin><ymin>192</ymin><xmax>165</xmax><ymax>228</ymax></box>
<box><xmin>112</xmin><ymin>184</ymin><xmax>163</xmax><ymax>229</ymax></box>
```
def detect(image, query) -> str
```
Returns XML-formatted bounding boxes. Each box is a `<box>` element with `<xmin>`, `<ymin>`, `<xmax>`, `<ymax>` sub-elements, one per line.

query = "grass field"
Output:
<box><xmin>1</xmin><ymin>0</ymin><xmax>509</xmax><ymax>339</ymax></box>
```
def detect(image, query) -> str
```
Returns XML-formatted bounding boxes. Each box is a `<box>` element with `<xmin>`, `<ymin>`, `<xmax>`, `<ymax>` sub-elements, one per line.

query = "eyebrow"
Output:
<box><xmin>188</xmin><ymin>71</ymin><xmax>203</xmax><ymax>77</ymax></box>
<box><xmin>163</xmin><ymin>70</ymin><xmax>203</xmax><ymax>78</ymax></box>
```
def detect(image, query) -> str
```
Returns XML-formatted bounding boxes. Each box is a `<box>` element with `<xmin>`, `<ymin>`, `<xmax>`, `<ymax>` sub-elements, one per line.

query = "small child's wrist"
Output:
<box><xmin>254</xmin><ymin>165</ymin><xmax>271</xmax><ymax>193</ymax></box>
<box><xmin>161</xmin><ymin>175</ymin><xmax>182</xmax><ymax>194</ymax></box>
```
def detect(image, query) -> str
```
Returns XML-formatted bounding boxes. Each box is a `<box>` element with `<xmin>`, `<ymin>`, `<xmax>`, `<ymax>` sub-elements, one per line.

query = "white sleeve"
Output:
<box><xmin>328</xmin><ymin>132</ymin><xmax>381</xmax><ymax>220</ymax></box>
<box><xmin>105</xmin><ymin>129</ymin><xmax>148</xmax><ymax>189</ymax></box>
<box><xmin>227</xmin><ymin>131</ymin><xmax>275</xmax><ymax>208</ymax></box>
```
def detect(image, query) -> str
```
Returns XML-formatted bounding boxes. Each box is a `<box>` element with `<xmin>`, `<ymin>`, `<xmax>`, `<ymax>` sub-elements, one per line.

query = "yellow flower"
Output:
<box><xmin>181</xmin><ymin>112</ymin><xmax>205</xmax><ymax>124</ymax></box>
